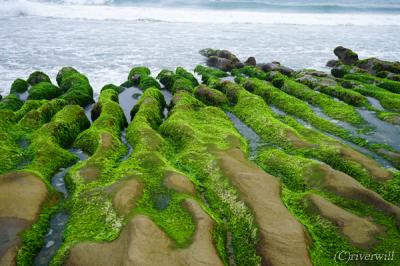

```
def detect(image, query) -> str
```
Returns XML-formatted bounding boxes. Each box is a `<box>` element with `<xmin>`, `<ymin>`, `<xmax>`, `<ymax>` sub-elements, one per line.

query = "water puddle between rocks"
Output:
<box><xmin>34</xmin><ymin>148</ymin><xmax>88</xmax><ymax>266</ymax></box>
<box><xmin>84</xmin><ymin>103</ymin><xmax>94</xmax><ymax>123</ymax></box>
<box><xmin>161</xmin><ymin>90</ymin><xmax>173</xmax><ymax>119</ymax></box>
<box><xmin>120</xmin><ymin>129</ymin><xmax>133</xmax><ymax>162</ymax></box>
<box><xmin>18</xmin><ymin>91</ymin><xmax>29</xmax><ymax>102</ymax></box>
<box><xmin>308</xmin><ymin>101</ymin><xmax>400</xmax><ymax>151</ymax></box>
<box><xmin>119</xmin><ymin>87</ymin><xmax>143</xmax><ymax>122</ymax></box>
<box><xmin>367</xmin><ymin>96</ymin><xmax>385</xmax><ymax>111</ymax></box>
<box><xmin>225</xmin><ymin>111</ymin><xmax>266</xmax><ymax>158</ymax></box>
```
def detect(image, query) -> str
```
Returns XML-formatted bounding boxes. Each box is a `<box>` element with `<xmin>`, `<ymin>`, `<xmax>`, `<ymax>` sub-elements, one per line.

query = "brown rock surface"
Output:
<box><xmin>213</xmin><ymin>148</ymin><xmax>312</xmax><ymax>266</ymax></box>
<box><xmin>164</xmin><ymin>171</ymin><xmax>196</xmax><ymax>195</ymax></box>
<box><xmin>306</xmin><ymin>194</ymin><xmax>384</xmax><ymax>249</ymax></box>
<box><xmin>66</xmin><ymin>199</ymin><xmax>222</xmax><ymax>266</ymax></box>
<box><xmin>112</xmin><ymin>178</ymin><xmax>142</xmax><ymax>215</ymax></box>
<box><xmin>0</xmin><ymin>172</ymin><xmax>49</xmax><ymax>264</ymax></box>
<box><xmin>0</xmin><ymin>172</ymin><xmax>48</xmax><ymax>221</ymax></box>
<box><xmin>306</xmin><ymin>163</ymin><xmax>400</xmax><ymax>228</ymax></box>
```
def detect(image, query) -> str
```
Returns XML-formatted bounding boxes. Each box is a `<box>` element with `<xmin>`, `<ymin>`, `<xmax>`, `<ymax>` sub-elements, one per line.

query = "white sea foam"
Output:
<box><xmin>1</xmin><ymin>0</ymin><xmax>400</xmax><ymax>25</ymax></box>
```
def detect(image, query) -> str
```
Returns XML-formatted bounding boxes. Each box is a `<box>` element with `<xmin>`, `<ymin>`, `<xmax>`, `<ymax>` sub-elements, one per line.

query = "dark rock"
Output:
<box><xmin>245</xmin><ymin>57</ymin><xmax>256</xmax><ymax>66</ymax></box>
<box><xmin>27</xmin><ymin>71</ymin><xmax>51</xmax><ymax>86</ymax></box>
<box><xmin>260</xmin><ymin>63</ymin><xmax>294</xmax><ymax>76</ymax></box>
<box><xmin>91</xmin><ymin>102</ymin><xmax>102</xmax><ymax>121</ymax></box>
<box><xmin>357</xmin><ymin>58</ymin><xmax>400</xmax><ymax>75</ymax></box>
<box><xmin>260</xmin><ymin>63</ymin><xmax>280</xmax><ymax>72</ymax></box>
<box><xmin>207</xmin><ymin>56</ymin><xmax>235</xmax><ymax>71</ymax></box>
<box><xmin>326</xmin><ymin>60</ymin><xmax>339</xmax><ymax>68</ymax></box>
<box><xmin>235</xmin><ymin>62</ymin><xmax>245</xmax><ymax>69</ymax></box>
<box><xmin>333</xmin><ymin>46</ymin><xmax>359</xmax><ymax>65</ymax></box>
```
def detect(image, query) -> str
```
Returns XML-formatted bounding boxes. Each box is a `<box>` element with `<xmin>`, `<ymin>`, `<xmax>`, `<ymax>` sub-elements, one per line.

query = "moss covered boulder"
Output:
<box><xmin>334</xmin><ymin>46</ymin><xmax>359</xmax><ymax>65</ymax></box>
<box><xmin>27</xmin><ymin>71</ymin><xmax>51</xmax><ymax>86</ymax></box>
<box><xmin>194</xmin><ymin>84</ymin><xmax>227</xmax><ymax>106</ymax></box>
<box><xmin>128</xmin><ymin>66</ymin><xmax>151</xmax><ymax>86</ymax></box>
<box><xmin>57</xmin><ymin>67</ymin><xmax>94</xmax><ymax>106</ymax></box>
<box><xmin>10</xmin><ymin>79</ymin><xmax>29</xmax><ymax>94</ymax></box>
<box><xmin>0</xmin><ymin>95</ymin><xmax>23</xmax><ymax>111</ymax></box>
<box><xmin>138</xmin><ymin>75</ymin><xmax>160</xmax><ymax>91</ymax></box>
<box><xmin>28</xmin><ymin>82</ymin><xmax>62</xmax><ymax>100</ymax></box>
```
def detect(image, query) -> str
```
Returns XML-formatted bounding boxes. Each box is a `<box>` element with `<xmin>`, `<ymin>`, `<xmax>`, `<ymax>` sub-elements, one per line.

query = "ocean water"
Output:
<box><xmin>0</xmin><ymin>0</ymin><xmax>399</xmax><ymax>95</ymax></box>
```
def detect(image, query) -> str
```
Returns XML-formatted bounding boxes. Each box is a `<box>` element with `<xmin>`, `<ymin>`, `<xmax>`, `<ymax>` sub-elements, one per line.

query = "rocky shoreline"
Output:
<box><xmin>0</xmin><ymin>47</ymin><xmax>399</xmax><ymax>266</ymax></box>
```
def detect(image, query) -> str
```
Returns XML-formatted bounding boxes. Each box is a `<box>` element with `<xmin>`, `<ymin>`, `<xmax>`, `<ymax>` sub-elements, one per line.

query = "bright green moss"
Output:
<box><xmin>17</xmin><ymin>205</ymin><xmax>59</xmax><ymax>266</ymax></box>
<box><xmin>317</xmin><ymin>85</ymin><xmax>367</xmax><ymax>106</ymax></box>
<box><xmin>25</xmin><ymin>105</ymin><xmax>90</xmax><ymax>180</ymax></box>
<box><xmin>156</xmin><ymin>69</ymin><xmax>177</xmax><ymax>89</ymax></box>
<box><xmin>13</xmin><ymin>100</ymin><xmax>47</xmax><ymax>122</ymax></box>
<box><xmin>171</xmin><ymin>78</ymin><xmax>194</xmax><ymax>94</ymax></box>
<box><xmin>344</xmin><ymin>73</ymin><xmax>400</xmax><ymax>94</ymax></box>
<box><xmin>231</xmin><ymin>65</ymin><xmax>267</xmax><ymax>80</ymax></box>
<box><xmin>100</xmin><ymin>84</ymin><xmax>123</xmax><ymax>93</ymax></box>
<box><xmin>0</xmin><ymin>94</ymin><xmax>23</xmax><ymax>111</ymax></box>
<box><xmin>270</xmin><ymin>75</ymin><xmax>365</xmax><ymax>125</ymax></box>
<box><xmin>256</xmin><ymin>148</ymin><xmax>400</xmax><ymax>265</ymax></box>
<box><xmin>27</xmin><ymin>71</ymin><xmax>51</xmax><ymax>86</ymax></box>
<box><xmin>194</xmin><ymin>65</ymin><xmax>228</xmax><ymax>83</ymax></box>
<box><xmin>343</xmin><ymin>81</ymin><xmax>400</xmax><ymax>112</ymax></box>
<box><xmin>10</xmin><ymin>78</ymin><xmax>29</xmax><ymax>94</ymax></box>
<box><xmin>138</xmin><ymin>75</ymin><xmax>161</xmax><ymax>91</ymax></box>
<box><xmin>28</xmin><ymin>82</ymin><xmax>62</xmax><ymax>100</ymax></box>
<box><xmin>56</xmin><ymin>67</ymin><xmax>79</xmax><ymax>87</ymax></box>
<box><xmin>176</xmin><ymin>67</ymin><xmax>199</xmax><ymax>87</ymax></box>
<box><xmin>18</xmin><ymin>99</ymin><xmax>68</xmax><ymax>131</ymax></box>
<box><xmin>58</xmin><ymin>70</ymin><xmax>94</xmax><ymax>107</ymax></box>
<box><xmin>128</xmin><ymin>66</ymin><xmax>151</xmax><ymax>85</ymax></box>
<box><xmin>160</xmin><ymin>91</ymin><xmax>260</xmax><ymax>265</ymax></box>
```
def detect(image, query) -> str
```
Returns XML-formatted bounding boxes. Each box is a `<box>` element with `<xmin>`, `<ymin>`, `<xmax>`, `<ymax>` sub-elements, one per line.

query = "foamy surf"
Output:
<box><xmin>1</xmin><ymin>0</ymin><xmax>400</xmax><ymax>25</ymax></box>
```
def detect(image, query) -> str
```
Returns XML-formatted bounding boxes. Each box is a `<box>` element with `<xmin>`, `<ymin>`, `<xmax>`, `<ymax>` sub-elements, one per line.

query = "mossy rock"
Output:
<box><xmin>194</xmin><ymin>85</ymin><xmax>227</xmax><ymax>106</ymax></box>
<box><xmin>27</xmin><ymin>71</ymin><xmax>51</xmax><ymax>86</ymax></box>
<box><xmin>194</xmin><ymin>65</ymin><xmax>228</xmax><ymax>83</ymax></box>
<box><xmin>10</xmin><ymin>79</ymin><xmax>29</xmax><ymax>94</ymax></box>
<box><xmin>56</xmin><ymin>67</ymin><xmax>79</xmax><ymax>86</ymax></box>
<box><xmin>157</xmin><ymin>69</ymin><xmax>177</xmax><ymax>89</ymax></box>
<box><xmin>171</xmin><ymin>78</ymin><xmax>194</xmax><ymax>94</ymax></box>
<box><xmin>58</xmin><ymin>69</ymin><xmax>94</xmax><ymax>106</ymax></box>
<box><xmin>128</xmin><ymin>67</ymin><xmax>151</xmax><ymax>86</ymax></box>
<box><xmin>28</xmin><ymin>82</ymin><xmax>62</xmax><ymax>100</ymax></box>
<box><xmin>101</xmin><ymin>84</ymin><xmax>123</xmax><ymax>93</ymax></box>
<box><xmin>0</xmin><ymin>94</ymin><xmax>23</xmax><ymax>111</ymax></box>
<box><xmin>138</xmin><ymin>76</ymin><xmax>160</xmax><ymax>91</ymax></box>
<box><xmin>176</xmin><ymin>67</ymin><xmax>199</xmax><ymax>87</ymax></box>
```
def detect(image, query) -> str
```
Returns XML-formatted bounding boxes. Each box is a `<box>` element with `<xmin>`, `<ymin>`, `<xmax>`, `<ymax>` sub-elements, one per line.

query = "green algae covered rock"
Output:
<box><xmin>0</xmin><ymin>94</ymin><xmax>23</xmax><ymax>111</ymax></box>
<box><xmin>334</xmin><ymin>46</ymin><xmax>359</xmax><ymax>65</ymax></box>
<box><xmin>171</xmin><ymin>78</ymin><xmax>194</xmax><ymax>94</ymax></box>
<box><xmin>194</xmin><ymin>65</ymin><xmax>228</xmax><ymax>83</ymax></box>
<box><xmin>27</xmin><ymin>71</ymin><xmax>51</xmax><ymax>86</ymax></box>
<box><xmin>10</xmin><ymin>78</ymin><xmax>29</xmax><ymax>94</ymax></box>
<box><xmin>176</xmin><ymin>67</ymin><xmax>199</xmax><ymax>87</ymax></box>
<box><xmin>157</xmin><ymin>69</ymin><xmax>176</xmax><ymax>89</ymax></box>
<box><xmin>138</xmin><ymin>75</ymin><xmax>160</xmax><ymax>91</ymax></box>
<box><xmin>28</xmin><ymin>82</ymin><xmax>62</xmax><ymax>100</ymax></box>
<box><xmin>57</xmin><ymin>68</ymin><xmax>94</xmax><ymax>106</ymax></box>
<box><xmin>232</xmin><ymin>65</ymin><xmax>267</xmax><ymax>80</ymax></box>
<box><xmin>101</xmin><ymin>84</ymin><xmax>124</xmax><ymax>93</ymax></box>
<box><xmin>128</xmin><ymin>66</ymin><xmax>151</xmax><ymax>86</ymax></box>
<box><xmin>130</xmin><ymin>88</ymin><xmax>165</xmax><ymax>121</ymax></box>
<box><xmin>56</xmin><ymin>67</ymin><xmax>79</xmax><ymax>86</ymax></box>
<box><xmin>194</xmin><ymin>84</ymin><xmax>227</xmax><ymax>106</ymax></box>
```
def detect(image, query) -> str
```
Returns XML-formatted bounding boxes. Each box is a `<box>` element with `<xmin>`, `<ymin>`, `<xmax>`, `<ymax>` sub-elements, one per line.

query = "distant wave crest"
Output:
<box><xmin>1</xmin><ymin>0</ymin><xmax>400</xmax><ymax>26</ymax></box>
